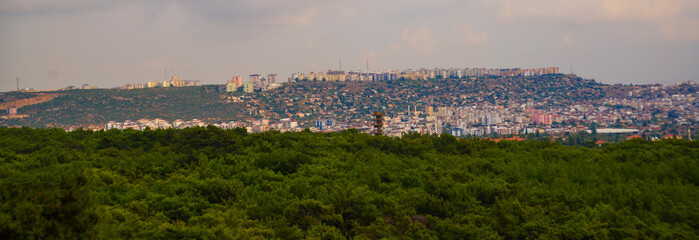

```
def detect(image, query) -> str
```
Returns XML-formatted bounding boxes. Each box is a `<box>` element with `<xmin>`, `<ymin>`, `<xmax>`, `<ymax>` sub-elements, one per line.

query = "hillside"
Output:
<box><xmin>0</xmin><ymin>86</ymin><xmax>240</xmax><ymax>128</ymax></box>
<box><xmin>0</xmin><ymin>128</ymin><xmax>697</xmax><ymax>239</ymax></box>
<box><xmin>1</xmin><ymin>75</ymin><xmax>613</xmax><ymax>128</ymax></box>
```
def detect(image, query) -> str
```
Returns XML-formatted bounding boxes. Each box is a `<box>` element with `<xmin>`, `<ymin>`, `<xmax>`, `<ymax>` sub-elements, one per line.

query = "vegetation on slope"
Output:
<box><xmin>1</xmin><ymin>127</ymin><xmax>697</xmax><ymax>239</ymax></box>
<box><xmin>2</xmin><ymin>86</ymin><xmax>240</xmax><ymax>127</ymax></box>
<box><xmin>2</xmin><ymin>75</ymin><xmax>609</xmax><ymax>128</ymax></box>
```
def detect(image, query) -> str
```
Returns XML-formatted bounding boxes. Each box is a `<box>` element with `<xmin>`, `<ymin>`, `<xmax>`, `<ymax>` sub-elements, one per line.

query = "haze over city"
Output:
<box><xmin>1</xmin><ymin>0</ymin><xmax>698</xmax><ymax>92</ymax></box>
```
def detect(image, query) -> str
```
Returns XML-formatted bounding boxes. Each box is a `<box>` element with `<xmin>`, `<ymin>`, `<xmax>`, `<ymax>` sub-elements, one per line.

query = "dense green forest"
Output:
<box><xmin>0</xmin><ymin>127</ymin><xmax>697</xmax><ymax>239</ymax></box>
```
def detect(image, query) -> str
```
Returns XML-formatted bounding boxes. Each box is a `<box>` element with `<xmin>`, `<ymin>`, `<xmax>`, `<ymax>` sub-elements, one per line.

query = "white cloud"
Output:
<box><xmin>453</xmin><ymin>23</ymin><xmax>490</xmax><ymax>45</ymax></box>
<box><xmin>659</xmin><ymin>19</ymin><xmax>699</xmax><ymax>41</ymax></box>
<box><xmin>340</xmin><ymin>8</ymin><xmax>357</xmax><ymax>17</ymax></box>
<box><xmin>601</xmin><ymin>0</ymin><xmax>683</xmax><ymax>22</ymax></box>
<box><xmin>561</xmin><ymin>35</ymin><xmax>572</xmax><ymax>45</ymax></box>
<box><xmin>388</xmin><ymin>43</ymin><xmax>401</xmax><ymax>53</ymax></box>
<box><xmin>271</xmin><ymin>5</ymin><xmax>319</xmax><ymax>27</ymax></box>
<box><xmin>490</xmin><ymin>0</ymin><xmax>699</xmax><ymax>41</ymax></box>
<box><xmin>0</xmin><ymin>0</ymin><xmax>109</xmax><ymax>14</ymax></box>
<box><xmin>492</xmin><ymin>0</ymin><xmax>691</xmax><ymax>23</ymax></box>
<box><xmin>402</xmin><ymin>26</ymin><xmax>436</xmax><ymax>53</ymax></box>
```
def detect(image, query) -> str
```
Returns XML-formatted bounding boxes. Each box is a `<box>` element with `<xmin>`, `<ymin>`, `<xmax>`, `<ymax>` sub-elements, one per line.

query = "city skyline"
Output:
<box><xmin>2</xmin><ymin>0</ymin><xmax>699</xmax><ymax>92</ymax></box>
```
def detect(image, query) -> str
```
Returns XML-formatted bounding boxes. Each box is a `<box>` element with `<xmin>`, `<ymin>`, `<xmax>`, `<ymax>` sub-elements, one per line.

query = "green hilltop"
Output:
<box><xmin>1</xmin><ymin>85</ymin><xmax>240</xmax><ymax>128</ymax></box>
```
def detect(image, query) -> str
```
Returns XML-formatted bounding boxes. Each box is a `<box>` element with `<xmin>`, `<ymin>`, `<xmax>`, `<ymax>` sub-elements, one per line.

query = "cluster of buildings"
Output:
<box><xmin>302</xmin><ymin>104</ymin><xmax>574</xmax><ymax>137</ymax></box>
<box><xmin>386</xmin><ymin>105</ymin><xmax>585</xmax><ymax>137</ymax></box>
<box><xmin>365</xmin><ymin>88</ymin><xmax>697</xmax><ymax>139</ymax></box>
<box><xmin>226</xmin><ymin>74</ymin><xmax>280</xmax><ymax>93</ymax></box>
<box><xmin>1</xmin><ymin>106</ymin><xmax>27</xmax><ymax>120</ymax></box>
<box><xmin>122</xmin><ymin>74</ymin><xmax>201</xmax><ymax>89</ymax></box>
<box><xmin>12</xmin><ymin>84</ymin><xmax>99</xmax><ymax>92</ymax></box>
<box><xmin>289</xmin><ymin>81</ymin><xmax>696</xmax><ymax>139</ymax></box>
<box><xmin>10</xmin><ymin>75</ymin><xmax>200</xmax><ymax>92</ymax></box>
<box><xmin>35</xmin><ymin>65</ymin><xmax>690</xmax><ymax>141</ymax></box>
<box><xmin>106</xmin><ymin>118</ymin><xmax>206</xmax><ymax>130</ymax></box>
<box><xmin>246</xmin><ymin>118</ymin><xmax>300</xmax><ymax>132</ymax></box>
<box><xmin>289</xmin><ymin>67</ymin><xmax>559</xmax><ymax>82</ymax></box>
<box><xmin>104</xmin><ymin>117</ymin><xmax>302</xmax><ymax>133</ymax></box>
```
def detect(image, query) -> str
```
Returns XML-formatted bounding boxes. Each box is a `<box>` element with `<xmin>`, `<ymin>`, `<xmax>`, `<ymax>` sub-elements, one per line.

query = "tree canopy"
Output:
<box><xmin>1</xmin><ymin>127</ymin><xmax>697</xmax><ymax>239</ymax></box>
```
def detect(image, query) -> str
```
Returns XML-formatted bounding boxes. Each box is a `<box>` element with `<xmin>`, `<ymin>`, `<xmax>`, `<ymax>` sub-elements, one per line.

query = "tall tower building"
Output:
<box><xmin>226</xmin><ymin>80</ymin><xmax>236</xmax><ymax>92</ymax></box>
<box><xmin>372</xmin><ymin>112</ymin><xmax>384</xmax><ymax>135</ymax></box>
<box><xmin>267</xmin><ymin>74</ymin><xmax>278</xmax><ymax>84</ymax></box>
<box><xmin>249</xmin><ymin>74</ymin><xmax>261</xmax><ymax>89</ymax></box>
<box><xmin>232</xmin><ymin>76</ymin><xmax>242</xmax><ymax>88</ymax></box>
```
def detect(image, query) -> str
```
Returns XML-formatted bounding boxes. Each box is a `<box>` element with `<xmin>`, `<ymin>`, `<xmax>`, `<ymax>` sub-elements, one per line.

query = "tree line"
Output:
<box><xmin>0</xmin><ymin>127</ymin><xmax>697</xmax><ymax>239</ymax></box>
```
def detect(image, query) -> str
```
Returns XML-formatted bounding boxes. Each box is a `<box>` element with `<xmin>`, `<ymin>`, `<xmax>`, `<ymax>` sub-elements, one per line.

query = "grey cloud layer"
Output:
<box><xmin>0</xmin><ymin>0</ymin><xmax>697</xmax><ymax>91</ymax></box>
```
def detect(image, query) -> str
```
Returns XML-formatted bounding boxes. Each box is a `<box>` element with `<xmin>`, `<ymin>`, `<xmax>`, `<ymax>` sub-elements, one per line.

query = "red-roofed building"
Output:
<box><xmin>626</xmin><ymin>135</ymin><xmax>642</xmax><ymax>140</ymax></box>
<box><xmin>492</xmin><ymin>136</ymin><xmax>526</xmax><ymax>142</ymax></box>
<box><xmin>662</xmin><ymin>134</ymin><xmax>680</xmax><ymax>139</ymax></box>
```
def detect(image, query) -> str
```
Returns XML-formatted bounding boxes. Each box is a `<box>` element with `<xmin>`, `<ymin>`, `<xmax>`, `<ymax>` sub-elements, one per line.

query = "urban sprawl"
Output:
<box><xmin>87</xmin><ymin>67</ymin><xmax>697</xmax><ymax>141</ymax></box>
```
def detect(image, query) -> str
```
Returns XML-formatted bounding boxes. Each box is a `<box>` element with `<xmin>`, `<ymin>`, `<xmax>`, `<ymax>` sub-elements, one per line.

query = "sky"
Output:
<box><xmin>1</xmin><ymin>0</ymin><xmax>698</xmax><ymax>91</ymax></box>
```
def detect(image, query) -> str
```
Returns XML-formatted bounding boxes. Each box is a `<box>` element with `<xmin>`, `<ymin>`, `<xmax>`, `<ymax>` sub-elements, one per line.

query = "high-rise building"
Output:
<box><xmin>326</xmin><ymin>71</ymin><xmax>346</xmax><ymax>81</ymax></box>
<box><xmin>249</xmin><ymin>74</ymin><xmax>261</xmax><ymax>89</ymax></box>
<box><xmin>291</xmin><ymin>73</ymin><xmax>304</xmax><ymax>82</ymax></box>
<box><xmin>243</xmin><ymin>82</ymin><xmax>254</xmax><ymax>93</ymax></box>
<box><xmin>226</xmin><ymin>76</ymin><xmax>242</xmax><ymax>92</ymax></box>
<box><xmin>267</xmin><ymin>74</ymin><xmax>278</xmax><ymax>84</ymax></box>
<box><xmin>8</xmin><ymin>107</ymin><xmax>17</xmax><ymax>116</ymax></box>
<box><xmin>233</xmin><ymin>76</ymin><xmax>242</xmax><ymax>87</ymax></box>
<box><xmin>315</xmin><ymin>118</ymin><xmax>335</xmax><ymax>130</ymax></box>
<box><xmin>531</xmin><ymin>112</ymin><xmax>552</xmax><ymax>125</ymax></box>
<box><xmin>226</xmin><ymin>80</ymin><xmax>237</xmax><ymax>92</ymax></box>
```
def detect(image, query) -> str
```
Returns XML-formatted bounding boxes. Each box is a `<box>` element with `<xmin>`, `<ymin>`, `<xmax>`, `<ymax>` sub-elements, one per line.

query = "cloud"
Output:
<box><xmin>388</xmin><ymin>43</ymin><xmax>401</xmax><ymax>53</ymax></box>
<box><xmin>402</xmin><ymin>26</ymin><xmax>436</xmax><ymax>53</ymax></box>
<box><xmin>340</xmin><ymin>8</ymin><xmax>357</xmax><ymax>17</ymax></box>
<box><xmin>1</xmin><ymin>0</ymin><xmax>322</xmax><ymax>30</ymax></box>
<box><xmin>453</xmin><ymin>23</ymin><xmax>490</xmax><ymax>45</ymax></box>
<box><xmin>490</xmin><ymin>0</ymin><xmax>699</xmax><ymax>41</ymax></box>
<box><xmin>561</xmin><ymin>35</ymin><xmax>572</xmax><ymax>45</ymax></box>
<box><xmin>0</xmin><ymin>0</ymin><xmax>112</xmax><ymax>14</ymax></box>
<box><xmin>492</xmin><ymin>0</ymin><xmax>691</xmax><ymax>23</ymax></box>
<box><xmin>601</xmin><ymin>0</ymin><xmax>683</xmax><ymax>22</ymax></box>
<box><xmin>659</xmin><ymin>19</ymin><xmax>699</xmax><ymax>41</ymax></box>
<box><xmin>271</xmin><ymin>6</ymin><xmax>319</xmax><ymax>27</ymax></box>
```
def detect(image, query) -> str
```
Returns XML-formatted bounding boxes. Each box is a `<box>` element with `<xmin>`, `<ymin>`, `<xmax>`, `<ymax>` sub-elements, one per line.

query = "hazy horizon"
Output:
<box><xmin>2</xmin><ymin>0</ymin><xmax>698</xmax><ymax>92</ymax></box>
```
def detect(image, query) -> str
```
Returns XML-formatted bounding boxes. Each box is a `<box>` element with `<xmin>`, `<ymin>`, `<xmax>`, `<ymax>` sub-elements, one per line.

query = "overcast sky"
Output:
<box><xmin>1</xmin><ymin>0</ymin><xmax>698</xmax><ymax>91</ymax></box>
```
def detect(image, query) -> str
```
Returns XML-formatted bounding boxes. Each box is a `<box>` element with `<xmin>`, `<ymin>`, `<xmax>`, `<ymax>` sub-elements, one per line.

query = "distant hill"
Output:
<box><xmin>0</xmin><ymin>85</ymin><xmax>238</xmax><ymax>128</ymax></box>
<box><xmin>1</xmin><ymin>75</ymin><xmax>620</xmax><ymax>128</ymax></box>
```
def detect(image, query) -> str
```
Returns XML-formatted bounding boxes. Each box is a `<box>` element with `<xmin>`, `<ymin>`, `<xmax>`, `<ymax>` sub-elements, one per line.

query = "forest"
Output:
<box><xmin>0</xmin><ymin>127</ymin><xmax>697</xmax><ymax>239</ymax></box>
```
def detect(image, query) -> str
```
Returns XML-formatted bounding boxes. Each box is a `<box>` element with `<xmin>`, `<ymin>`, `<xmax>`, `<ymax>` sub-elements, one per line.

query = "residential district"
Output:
<box><xmin>89</xmin><ymin>67</ymin><xmax>698</xmax><ymax>142</ymax></box>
